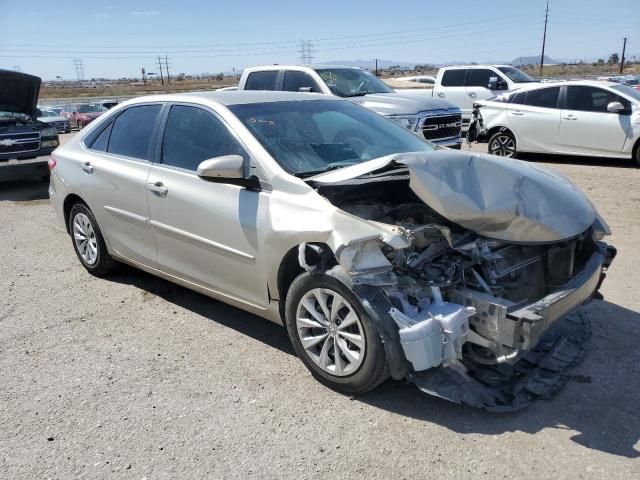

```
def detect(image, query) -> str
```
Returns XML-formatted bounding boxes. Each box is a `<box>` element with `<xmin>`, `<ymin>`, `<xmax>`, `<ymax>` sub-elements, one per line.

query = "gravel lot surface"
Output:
<box><xmin>1</xmin><ymin>134</ymin><xmax>639</xmax><ymax>479</ymax></box>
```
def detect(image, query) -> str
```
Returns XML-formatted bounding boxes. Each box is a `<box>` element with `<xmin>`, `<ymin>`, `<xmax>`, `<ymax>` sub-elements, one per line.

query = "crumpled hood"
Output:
<box><xmin>349</xmin><ymin>93</ymin><xmax>458</xmax><ymax>116</ymax></box>
<box><xmin>311</xmin><ymin>151</ymin><xmax>596</xmax><ymax>243</ymax></box>
<box><xmin>0</xmin><ymin>69</ymin><xmax>41</xmax><ymax>116</ymax></box>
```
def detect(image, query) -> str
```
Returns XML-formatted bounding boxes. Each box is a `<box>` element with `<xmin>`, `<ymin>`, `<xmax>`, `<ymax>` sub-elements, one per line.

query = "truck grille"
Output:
<box><xmin>0</xmin><ymin>132</ymin><xmax>41</xmax><ymax>155</ymax></box>
<box><xmin>421</xmin><ymin>114</ymin><xmax>462</xmax><ymax>141</ymax></box>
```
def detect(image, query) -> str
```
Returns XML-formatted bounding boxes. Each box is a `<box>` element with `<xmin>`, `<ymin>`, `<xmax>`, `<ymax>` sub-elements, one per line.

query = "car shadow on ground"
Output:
<box><xmin>517</xmin><ymin>152</ymin><xmax>638</xmax><ymax>169</ymax></box>
<box><xmin>108</xmin><ymin>265</ymin><xmax>639</xmax><ymax>459</ymax></box>
<box><xmin>0</xmin><ymin>178</ymin><xmax>50</xmax><ymax>202</ymax></box>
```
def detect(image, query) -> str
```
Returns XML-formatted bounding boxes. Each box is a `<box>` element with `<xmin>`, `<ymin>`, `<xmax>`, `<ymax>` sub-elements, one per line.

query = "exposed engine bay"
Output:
<box><xmin>307</xmin><ymin>173</ymin><xmax>616</xmax><ymax>409</ymax></box>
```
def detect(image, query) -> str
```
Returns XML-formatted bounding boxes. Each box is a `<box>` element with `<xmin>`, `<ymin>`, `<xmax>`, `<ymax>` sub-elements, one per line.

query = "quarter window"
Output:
<box><xmin>160</xmin><ymin>105</ymin><xmax>248</xmax><ymax>171</ymax></box>
<box><xmin>107</xmin><ymin>105</ymin><xmax>162</xmax><ymax>160</ymax></box>
<box><xmin>89</xmin><ymin>122</ymin><xmax>113</xmax><ymax>152</ymax></box>
<box><xmin>466</xmin><ymin>69</ymin><xmax>495</xmax><ymax>88</ymax></box>
<box><xmin>524</xmin><ymin>87</ymin><xmax>560</xmax><ymax>108</ymax></box>
<box><xmin>282</xmin><ymin>71</ymin><xmax>321</xmax><ymax>93</ymax></box>
<box><xmin>440</xmin><ymin>69</ymin><xmax>467</xmax><ymax>87</ymax></box>
<box><xmin>245</xmin><ymin>71</ymin><xmax>278</xmax><ymax>91</ymax></box>
<box><xmin>565</xmin><ymin>86</ymin><xmax>630</xmax><ymax>112</ymax></box>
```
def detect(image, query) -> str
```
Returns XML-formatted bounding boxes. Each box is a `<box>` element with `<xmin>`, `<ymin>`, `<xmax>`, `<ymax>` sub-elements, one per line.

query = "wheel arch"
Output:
<box><xmin>63</xmin><ymin>193</ymin><xmax>88</xmax><ymax>233</ymax></box>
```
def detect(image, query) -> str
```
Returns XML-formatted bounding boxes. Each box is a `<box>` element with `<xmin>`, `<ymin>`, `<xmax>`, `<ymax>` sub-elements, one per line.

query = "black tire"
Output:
<box><xmin>488</xmin><ymin>130</ymin><xmax>518</xmax><ymax>158</ymax></box>
<box><xmin>634</xmin><ymin>141</ymin><xmax>640</xmax><ymax>167</ymax></box>
<box><xmin>285</xmin><ymin>272</ymin><xmax>388</xmax><ymax>394</ymax></box>
<box><xmin>68</xmin><ymin>202</ymin><xmax>118</xmax><ymax>277</ymax></box>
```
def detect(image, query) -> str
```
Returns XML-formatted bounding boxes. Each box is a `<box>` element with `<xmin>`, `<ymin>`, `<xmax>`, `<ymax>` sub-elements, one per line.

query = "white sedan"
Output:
<box><xmin>469</xmin><ymin>80</ymin><xmax>640</xmax><ymax>165</ymax></box>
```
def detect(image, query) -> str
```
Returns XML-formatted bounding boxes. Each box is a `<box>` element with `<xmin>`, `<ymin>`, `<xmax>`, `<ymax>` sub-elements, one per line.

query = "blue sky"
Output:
<box><xmin>1</xmin><ymin>0</ymin><xmax>638</xmax><ymax>79</ymax></box>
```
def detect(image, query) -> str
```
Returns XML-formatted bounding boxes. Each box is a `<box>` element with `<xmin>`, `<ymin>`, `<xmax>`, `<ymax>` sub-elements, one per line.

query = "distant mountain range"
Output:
<box><xmin>511</xmin><ymin>55</ymin><xmax>559</xmax><ymax>66</ymax></box>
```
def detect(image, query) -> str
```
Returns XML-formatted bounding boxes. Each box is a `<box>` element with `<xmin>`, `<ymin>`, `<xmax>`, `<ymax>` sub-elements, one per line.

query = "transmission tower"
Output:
<box><xmin>298</xmin><ymin>40</ymin><xmax>314</xmax><ymax>64</ymax></box>
<box><xmin>12</xmin><ymin>65</ymin><xmax>21</xmax><ymax>72</ymax></box>
<box><xmin>73</xmin><ymin>58</ymin><xmax>85</xmax><ymax>81</ymax></box>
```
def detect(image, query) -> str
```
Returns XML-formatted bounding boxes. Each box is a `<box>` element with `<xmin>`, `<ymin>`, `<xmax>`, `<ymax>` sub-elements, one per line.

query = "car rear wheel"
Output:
<box><xmin>69</xmin><ymin>203</ymin><xmax>117</xmax><ymax>277</ymax></box>
<box><xmin>488</xmin><ymin>130</ymin><xmax>518</xmax><ymax>158</ymax></box>
<box><xmin>285</xmin><ymin>272</ymin><xmax>388</xmax><ymax>394</ymax></box>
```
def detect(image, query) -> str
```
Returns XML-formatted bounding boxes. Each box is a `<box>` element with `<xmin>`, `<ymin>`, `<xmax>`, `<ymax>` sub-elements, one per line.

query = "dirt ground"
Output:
<box><xmin>1</xmin><ymin>135</ymin><xmax>638</xmax><ymax>479</ymax></box>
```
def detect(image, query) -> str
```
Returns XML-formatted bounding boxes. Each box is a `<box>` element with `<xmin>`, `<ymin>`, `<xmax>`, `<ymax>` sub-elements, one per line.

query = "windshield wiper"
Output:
<box><xmin>293</xmin><ymin>163</ymin><xmax>349</xmax><ymax>178</ymax></box>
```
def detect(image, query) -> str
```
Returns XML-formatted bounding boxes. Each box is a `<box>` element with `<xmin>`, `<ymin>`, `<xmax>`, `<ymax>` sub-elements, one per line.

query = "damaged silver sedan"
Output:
<box><xmin>49</xmin><ymin>91</ymin><xmax>616</xmax><ymax>410</ymax></box>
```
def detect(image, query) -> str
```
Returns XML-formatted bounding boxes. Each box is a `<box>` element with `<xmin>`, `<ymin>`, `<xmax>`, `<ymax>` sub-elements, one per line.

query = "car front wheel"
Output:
<box><xmin>285</xmin><ymin>272</ymin><xmax>388</xmax><ymax>394</ymax></box>
<box><xmin>69</xmin><ymin>203</ymin><xmax>117</xmax><ymax>277</ymax></box>
<box><xmin>488</xmin><ymin>130</ymin><xmax>518</xmax><ymax>158</ymax></box>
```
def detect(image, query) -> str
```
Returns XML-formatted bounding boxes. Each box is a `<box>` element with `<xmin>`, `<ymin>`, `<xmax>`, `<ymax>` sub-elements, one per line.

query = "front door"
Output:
<box><xmin>557</xmin><ymin>85</ymin><xmax>631</xmax><ymax>155</ymax></box>
<box><xmin>146</xmin><ymin>104</ymin><xmax>269</xmax><ymax>308</ymax></box>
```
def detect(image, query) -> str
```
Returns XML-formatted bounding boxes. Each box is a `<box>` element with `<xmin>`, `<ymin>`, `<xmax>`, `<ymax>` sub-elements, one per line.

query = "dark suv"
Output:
<box><xmin>0</xmin><ymin>69</ymin><xmax>60</xmax><ymax>181</ymax></box>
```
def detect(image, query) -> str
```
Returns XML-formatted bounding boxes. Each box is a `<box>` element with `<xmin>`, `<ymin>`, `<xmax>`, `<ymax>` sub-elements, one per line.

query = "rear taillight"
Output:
<box><xmin>47</xmin><ymin>155</ymin><xmax>57</xmax><ymax>171</ymax></box>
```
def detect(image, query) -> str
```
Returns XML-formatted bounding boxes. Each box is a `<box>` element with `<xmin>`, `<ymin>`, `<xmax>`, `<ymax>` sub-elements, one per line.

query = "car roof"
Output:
<box><xmin>513</xmin><ymin>79</ymin><xmax>622</xmax><ymax>91</ymax></box>
<box><xmin>124</xmin><ymin>90</ymin><xmax>337</xmax><ymax>107</ymax></box>
<box><xmin>245</xmin><ymin>64</ymin><xmax>363</xmax><ymax>72</ymax></box>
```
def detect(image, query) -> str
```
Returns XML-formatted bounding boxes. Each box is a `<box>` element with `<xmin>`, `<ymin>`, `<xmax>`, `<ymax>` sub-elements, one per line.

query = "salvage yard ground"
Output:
<box><xmin>0</xmin><ymin>134</ymin><xmax>638</xmax><ymax>478</ymax></box>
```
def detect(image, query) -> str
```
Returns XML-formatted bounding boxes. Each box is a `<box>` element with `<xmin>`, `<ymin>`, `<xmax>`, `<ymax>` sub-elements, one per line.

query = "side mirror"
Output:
<box><xmin>607</xmin><ymin>101</ymin><xmax>625</xmax><ymax>113</ymax></box>
<box><xmin>197</xmin><ymin>154</ymin><xmax>244</xmax><ymax>179</ymax></box>
<box><xmin>487</xmin><ymin>76</ymin><xmax>498</xmax><ymax>90</ymax></box>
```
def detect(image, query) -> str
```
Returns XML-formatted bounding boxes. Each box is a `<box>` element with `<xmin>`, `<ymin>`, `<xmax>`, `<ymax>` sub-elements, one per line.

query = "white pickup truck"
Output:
<box><xmin>238</xmin><ymin>65</ymin><xmax>464</xmax><ymax>149</ymax></box>
<box><xmin>425</xmin><ymin>65</ymin><xmax>539</xmax><ymax>123</ymax></box>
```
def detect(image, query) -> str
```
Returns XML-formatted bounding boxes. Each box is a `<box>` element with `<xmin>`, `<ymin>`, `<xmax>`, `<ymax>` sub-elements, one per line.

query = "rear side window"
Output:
<box><xmin>441</xmin><ymin>69</ymin><xmax>467</xmax><ymax>87</ymax></box>
<box><xmin>524</xmin><ymin>87</ymin><xmax>560</xmax><ymax>108</ymax></box>
<box><xmin>282</xmin><ymin>71</ymin><xmax>321</xmax><ymax>92</ymax></box>
<box><xmin>161</xmin><ymin>105</ymin><xmax>248</xmax><ymax>171</ymax></box>
<box><xmin>107</xmin><ymin>105</ymin><xmax>162</xmax><ymax>160</ymax></box>
<box><xmin>245</xmin><ymin>71</ymin><xmax>278</xmax><ymax>90</ymax></box>
<box><xmin>89</xmin><ymin>122</ymin><xmax>113</xmax><ymax>152</ymax></box>
<box><xmin>466</xmin><ymin>69</ymin><xmax>495</xmax><ymax>88</ymax></box>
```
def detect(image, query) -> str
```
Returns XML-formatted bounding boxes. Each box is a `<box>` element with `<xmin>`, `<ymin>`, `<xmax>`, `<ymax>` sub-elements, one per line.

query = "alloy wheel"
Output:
<box><xmin>73</xmin><ymin>212</ymin><xmax>98</xmax><ymax>265</ymax></box>
<box><xmin>489</xmin><ymin>134</ymin><xmax>516</xmax><ymax>157</ymax></box>
<box><xmin>295</xmin><ymin>288</ymin><xmax>366</xmax><ymax>377</ymax></box>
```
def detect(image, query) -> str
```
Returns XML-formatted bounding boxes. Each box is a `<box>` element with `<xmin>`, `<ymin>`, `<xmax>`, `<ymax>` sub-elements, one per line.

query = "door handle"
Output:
<box><xmin>562</xmin><ymin>115</ymin><xmax>577</xmax><ymax>120</ymax></box>
<box><xmin>511</xmin><ymin>111</ymin><xmax>524</xmax><ymax>116</ymax></box>
<box><xmin>468</xmin><ymin>92</ymin><xmax>477</xmax><ymax>98</ymax></box>
<box><xmin>437</xmin><ymin>92</ymin><xmax>445</xmax><ymax>98</ymax></box>
<box><xmin>81</xmin><ymin>161</ymin><xmax>93</xmax><ymax>174</ymax></box>
<box><xmin>147</xmin><ymin>181</ymin><xmax>168</xmax><ymax>196</ymax></box>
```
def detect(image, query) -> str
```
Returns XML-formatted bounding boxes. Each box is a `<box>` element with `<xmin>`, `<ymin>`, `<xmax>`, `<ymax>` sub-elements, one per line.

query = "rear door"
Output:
<box><xmin>507</xmin><ymin>86</ymin><xmax>562</xmax><ymax>153</ymax></box>
<box><xmin>243</xmin><ymin>70</ymin><xmax>280</xmax><ymax>91</ymax></box>
<box><xmin>557</xmin><ymin>85</ymin><xmax>632</xmax><ymax>155</ymax></box>
<box><xmin>436</xmin><ymin>69</ymin><xmax>469</xmax><ymax>116</ymax></box>
<box><xmin>146</xmin><ymin>103</ymin><xmax>269</xmax><ymax>307</ymax></box>
<box><xmin>78</xmin><ymin>103</ymin><xmax>163</xmax><ymax>265</ymax></box>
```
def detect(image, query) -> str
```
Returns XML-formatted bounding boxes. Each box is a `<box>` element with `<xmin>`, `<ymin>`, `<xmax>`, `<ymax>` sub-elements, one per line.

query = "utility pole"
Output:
<box><xmin>165</xmin><ymin>55</ymin><xmax>171</xmax><ymax>85</ymax></box>
<box><xmin>539</xmin><ymin>1</ymin><xmax>549</xmax><ymax>79</ymax></box>
<box><xmin>157</xmin><ymin>55</ymin><xmax>165</xmax><ymax>85</ymax></box>
<box><xmin>620</xmin><ymin>37</ymin><xmax>627</xmax><ymax>73</ymax></box>
<box><xmin>375</xmin><ymin>59</ymin><xmax>378</xmax><ymax>76</ymax></box>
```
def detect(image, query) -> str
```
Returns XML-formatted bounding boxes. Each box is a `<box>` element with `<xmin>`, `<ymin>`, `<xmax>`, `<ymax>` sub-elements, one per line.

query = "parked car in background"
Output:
<box><xmin>46</xmin><ymin>105</ymin><xmax>64</xmax><ymax>115</ymax></box>
<box><xmin>60</xmin><ymin>103</ymin><xmax>106</xmax><ymax>129</ymax></box>
<box><xmin>37</xmin><ymin>108</ymin><xmax>72</xmax><ymax>133</ymax></box>
<box><xmin>428</xmin><ymin>65</ymin><xmax>538</xmax><ymax>123</ymax></box>
<box><xmin>99</xmin><ymin>99</ymin><xmax>119</xmax><ymax>109</ymax></box>
<box><xmin>239</xmin><ymin>65</ymin><xmax>463</xmax><ymax>149</ymax></box>
<box><xmin>468</xmin><ymin>80</ymin><xmax>640</xmax><ymax>165</ymax></box>
<box><xmin>0</xmin><ymin>69</ymin><xmax>60</xmax><ymax>181</ymax></box>
<box><xmin>49</xmin><ymin>91</ymin><xmax>615</xmax><ymax>407</ymax></box>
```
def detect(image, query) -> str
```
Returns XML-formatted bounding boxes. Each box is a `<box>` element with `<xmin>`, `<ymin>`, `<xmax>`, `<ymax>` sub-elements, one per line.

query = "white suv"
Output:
<box><xmin>470</xmin><ymin>80</ymin><xmax>640</xmax><ymax>165</ymax></box>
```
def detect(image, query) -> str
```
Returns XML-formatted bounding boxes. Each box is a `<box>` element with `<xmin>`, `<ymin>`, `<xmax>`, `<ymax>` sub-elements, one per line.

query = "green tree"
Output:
<box><xmin>608</xmin><ymin>53</ymin><xmax>620</xmax><ymax>64</ymax></box>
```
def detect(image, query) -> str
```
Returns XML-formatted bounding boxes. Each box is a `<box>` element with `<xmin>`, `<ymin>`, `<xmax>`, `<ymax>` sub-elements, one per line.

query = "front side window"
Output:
<box><xmin>466</xmin><ymin>69</ymin><xmax>495</xmax><ymax>88</ymax></box>
<box><xmin>107</xmin><ymin>104</ymin><xmax>162</xmax><ymax>160</ymax></box>
<box><xmin>282</xmin><ymin>71</ymin><xmax>321</xmax><ymax>93</ymax></box>
<box><xmin>244</xmin><ymin>71</ymin><xmax>278</xmax><ymax>91</ymax></box>
<box><xmin>510</xmin><ymin>91</ymin><xmax>527</xmax><ymax>104</ymax></box>
<box><xmin>497</xmin><ymin>66</ymin><xmax>536</xmax><ymax>83</ymax></box>
<box><xmin>524</xmin><ymin>86</ymin><xmax>560</xmax><ymax>108</ymax></box>
<box><xmin>565</xmin><ymin>86</ymin><xmax>630</xmax><ymax>112</ymax></box>
<box><xmin>314</xmin><ymin>68</ymin><xmax>393</xmax><ymax>97</ymax></box>
<box><xmin>161</xmin><ymin>105</ymin><xmax>248</xmax><ymax>171</ymax></box>
<box><xmin>229</xmin><ymin>100</ymin><xmax>433</xmax><ymax>177</ymax></box>
<box><xmin>441</xmin><ymin>69</ymin><xmax>467</xmax><ymax>87</ymax></box>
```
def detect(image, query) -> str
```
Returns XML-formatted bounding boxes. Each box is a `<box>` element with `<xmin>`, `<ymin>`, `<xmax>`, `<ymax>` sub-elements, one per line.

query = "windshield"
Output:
<box><xmin>41</xmin><ymin>110</ymin><xmax>57</xmax><ymax>117</ymax></box>
<box><xmin>612</xmin><ymin>84</ymin><xmax>640</xmax><ymax>102</ymax></box>
<box><xmin>314</xmin><ymin>68</ymin><xmax>394</xmax><ymax>97</ymax></box>
<box><xmin>229</xmin><ymin>99</ymin><xmax>433</xmax><ymax>177</ymax></box>
<box><xmin>77</xmin><ymin>104</ymin><xmax>105</xmax><ymax>113</ymax></box>
<box><xmin>497</xmin><ymin>66</ymin><xmax>536</xmax><ymax>83</ymax></box>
